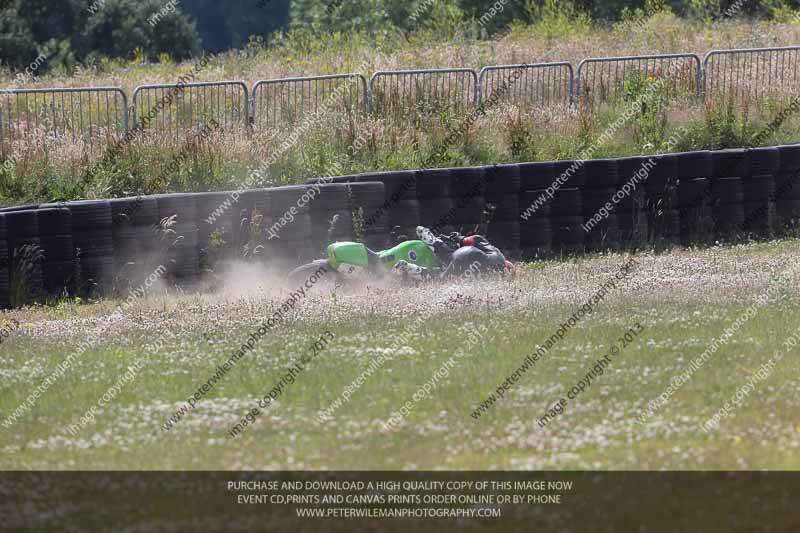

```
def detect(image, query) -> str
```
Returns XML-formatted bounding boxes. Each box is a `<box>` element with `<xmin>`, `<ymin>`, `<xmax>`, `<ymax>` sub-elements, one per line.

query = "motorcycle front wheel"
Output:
<box><xmin>286</xmin><ymin>259</ymin><xmax>345</xmax><ymax>289</ymax></box>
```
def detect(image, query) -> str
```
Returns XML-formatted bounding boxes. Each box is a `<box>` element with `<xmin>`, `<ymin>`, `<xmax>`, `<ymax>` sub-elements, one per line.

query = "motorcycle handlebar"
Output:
<box><xmin>439</xmin><ymin>232</ymin><xmax>464</xmax><ymax>248</ymax></box>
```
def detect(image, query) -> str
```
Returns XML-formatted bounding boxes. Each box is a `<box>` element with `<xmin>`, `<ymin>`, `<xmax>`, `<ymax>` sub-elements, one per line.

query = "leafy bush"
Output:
<box><xmin>289</xmin><ymin>0</ymin><xmax>522</xmax><ymax>37</ymax></box>
<box><xmin>623</xmin><ymin>71</ymin><xmax>670</xmax><ymax>148</ymax></box>
<box><xmin>181</xmin><ymin>0</ymin><xmax>290</xmax><ymax>53</ymax></box>
<box><xmin>0</xmin><ymin>3</ymin><xmax>38</xmax><ymax>68</ymax></box>
<box><xmin>80</xmin><ymin>0</ymin><xmax>200</xmax><ymax>63</ymax></box>
<box><xmin>288</xmin><ymin>0</ymin><xmax>800</xmax><ymax>39</ymax></box>
<box><xmin>0</xmin><ymin>0</ymin><xmax>200</xmax><ymax>70</ymax></box>
<box><xmin>290</xmin><ymin>0</ymin><xmax>405</xmax><ymax>35</ymax></box>
<box><xmin>673</xmin><ymin>102</ymin><xmax>758</xmax><ymax>150</ymax></box>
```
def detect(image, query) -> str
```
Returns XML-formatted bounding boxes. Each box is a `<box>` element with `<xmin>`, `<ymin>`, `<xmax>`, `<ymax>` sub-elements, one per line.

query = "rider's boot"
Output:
<box><xmin>416</xmin><ymin>226</ymin><xmax>455</xmax><ymax>264</ymax></box>
<box><xmin>392</xmin><ymin>260</ymin><xmax>431</xmax><ymax>281</ymax></box>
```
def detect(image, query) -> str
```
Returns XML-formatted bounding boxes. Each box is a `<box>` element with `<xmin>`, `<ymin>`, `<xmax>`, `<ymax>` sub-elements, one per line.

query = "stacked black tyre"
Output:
<box><xmin>546</xmin><ymin>160</ymin><xmax>588</xmax><ymax>255</ymax></box>
<box><xmin>484</xmin><ymin>164</ymin><xmax>521</xmax><ymax>258</ymax></box>
<box><xmin>156</xmin><ymin>194</ymin><xmax>199</xmax><ymax>286</ymax></box>
<box><xmin>741</xmin><ymin>147</ymin><xmax>780</xmax><ymax>238</ymax></box>
<box><xmin>60</xmin><ymin>200</ymin><xmax>116</xmax><ymax>296</ymax></box>
<box><xmin>236</xmin><ymin>188</ymin><xmax>272</xmax><ymax>249</ymax></box>
<box><xmin>308</xmin><ymin>184</ymin><xmax>354</xmax><ymax>253</ymax></box>
<box><xmin>0</xmin><ymin>214</ymin><xmax>8</xmax><ymax>308</ymax></box>
<box><xmin>357</xmin><ymin>171</ymin><xmax>418</xmax><ymax>243</ymax></box>
<box><xmin>416</xmin><ymin>168</ymin><xmax>453</xmax><ymax>236</ymax></box>
<box><xmin>550</xmin><ymin>187</ymin><xmax>584</xmax><ymax>254</ymax></box>
<box><xmin>110</xmin><ymin>196</ymin><xmax>160</xmax><ymax>282</ymax></box>
<box><xmin>675</xmin><ymin>151</ymin><xmax>713</xmax><ymax>246</ymax></box>
<box><xmin>0</xmin><ymin>204</ymin><xmax>39</xmax><ymax>213</ymax></box>
<box><xmin>774</xmin><ymin>144</ymin><xmax>800</xmax><ymax>230</ymax></box>
<box><xmin>519</xmin><ymin>161</ymin><xmax>556</xmax><ymax>194</ymax></box>
<box><xmin>644</xmin><ymin>154</ymin><xmax>679</xmax><ymax>245</ymax></box>
<box><xmin>581</xmin><ymin>159</ymin><xmax>620</xmax><ymax>251</ymax></box>
<box><xmin>195</xmin><ymin>192</ymin><xmax>237</xmax><ymax>262</ymax></box>
<box><xmin>518</xmin><ymin>192</ymin><xmax>551</xmax><ymax>258</ymax></box>
<box><xmin>327</xmin><ymin>176</ymin><xmax>357</xmax><ymax>184</ymax></box>
<box><xmin>710</xmin><ymin>177</ymin><xmax>745</xmax><ymax>240</ymax></box>
<box><xmin>4</xmin><ymin>209</ymin><xmax>43</xmax><ymax>304</ymax></box>
<box><xmin>710</xmin><ymin>149</ymin><xmax>748</xmax><ymax>241</ymax></box>
<box><xmin>615</xmin><ymin>156</ymin><xmax>650</xmax><ymax>248</ymax></box>
<box><xmin>553</xmin><ymin>160</ymin><xmax>587</xmax><ymax>189</ymax></box>
<box><xmin>449</xmin><ymin>166</ymin><xmax>486</xmax><ymax>237</ymax></box>
<box><xmin>348</xmin><ymin>181</ymin><xmax>389</xmax><ymax>251</ymax></box>
<box><xmin>711</xmin><ymin>147</ymin><xmax>749</xmax><ymax>180</ymax></box>
<box><xmin>37</xmin><ymin>208</ymin><xmax>74</xmax><ymax>297</ymax></box>
<box><xmin>518</xmin><ymin>162</ymin><xmax>555</xmax><ymax>258</ymax></box>
<box><xmin>266</xmin><ymin>186</ymin><xmax>315</xmax><ymax>270</ymax></box>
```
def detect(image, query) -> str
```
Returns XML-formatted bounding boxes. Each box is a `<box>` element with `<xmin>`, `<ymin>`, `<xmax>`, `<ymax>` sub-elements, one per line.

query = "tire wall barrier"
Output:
<box><xmin>3</xmin><ymin>209</ymin><xmax>43</xmax><ymax>306</ymax></box>
<box><xmin>52</xmin><ymin>200</ymin><xmax>115</xmax><ymax>296</ymax></box>
<box><xmin>1</xmin><ymin>143</ymin><xmax>800</xmax><ymax>307</ymax></box>
<box><xmin>0</xmin><ymin>214</ymin><xmax>8</xmax><ymax>308</ymax></box>
<box><xmin>111</xmin><ymin>195</ymin><xmax>161</xmax><ymax>286</ymax></box>
<box><xmin>484</xmin><ymin>164</ymin><xmax>521</xmax><ymax>258</ymax></box>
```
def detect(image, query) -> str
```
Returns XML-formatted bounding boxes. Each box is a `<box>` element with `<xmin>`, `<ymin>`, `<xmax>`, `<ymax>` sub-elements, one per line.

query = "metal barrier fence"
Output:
<box><xmin>478</xmin><ymin>62</ymin><xmax>573</xmax><ymax>108</ymax></box>
<box><xmin>1</xmin><ymin>45</ymin><xmax>799</xmax><ymax>148</ymax></box>
<box><xmin>576</xmin><ymin>53</ymin><xmax>702</xmax><ymax>107</ymax></box>
<box><xmin>131</xmin><ymin>81</ymin><xmax>249</xmax><ymax>141</ymax></box>
<box><xmin>703</xmin><ymin>46</ymin><xmax>800</xmax><ymax>107</ymax></box>
<box><xmin>369</xmin><ymin>68</ymin><xmax>478</xmax><ymax>117</ymax></box>
<box><xmin>0</xmin><ymin>87</ymin><xmax>128</xmax><ymax>154</ymax></box>
<box><xmin>251</xmin><ymin>74</ymin><xmax>368</xmax><ymax>129</ymax></box>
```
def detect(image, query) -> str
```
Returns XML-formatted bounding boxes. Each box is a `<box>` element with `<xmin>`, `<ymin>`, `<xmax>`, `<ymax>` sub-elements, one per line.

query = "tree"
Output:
<box><xmin>0</xmin><ymin>4</ymin><xmax>38</xmax><ymax>68</ymax></box>
<box><xmin>0</xmin><ymin>0</ymin><xmax>202</xmax><ymax>71</ymax></box>
<box><xmin>289</xmin><ymin>0</ymin><xmax>412</xmax><ymax>35</ymax></box>
<box><xmin>180</xmin><ymin>0</ymin><xmax>291</xmax><ymax>52</ymax></box>
<box><xmin>80</xmin><ymin>0</ymin><xmax>200</xmax><ymax>62</ymax></box>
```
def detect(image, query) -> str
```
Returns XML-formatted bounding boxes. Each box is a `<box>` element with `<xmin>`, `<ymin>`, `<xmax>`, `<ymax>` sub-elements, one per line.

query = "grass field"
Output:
<box><xmin>2</xmin><ymin>239</ymin><xmax>799</xmax><ymax>470</ymax></box>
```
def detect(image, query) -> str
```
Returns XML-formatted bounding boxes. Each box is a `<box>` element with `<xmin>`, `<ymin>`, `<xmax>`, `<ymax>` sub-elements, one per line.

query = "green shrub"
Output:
<box><xmin>623</xmin><ymin>71</ymin><xmax>670</xmax><ymax>148</ymax></box>
<box><xmin>80</xmin><ymin>0</ymin><xmax>200</xmax><ymax>63</ymax></box>
<box><xmin>0</xmin><ymin>0</ymin><xmax>200</xmax><ymax>70</ymax></box>
<box><xmin>0</xmin><ymin>4</ymin><xmax>39</xmax><ymax>69</ymax></box>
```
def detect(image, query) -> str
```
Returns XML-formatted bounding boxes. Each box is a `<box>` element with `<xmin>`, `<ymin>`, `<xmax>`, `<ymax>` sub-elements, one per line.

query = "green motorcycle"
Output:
<box><xmin>286</xmin><ymin>226</ymin><xmax>514</xmax><ymax>286</ymax></box>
